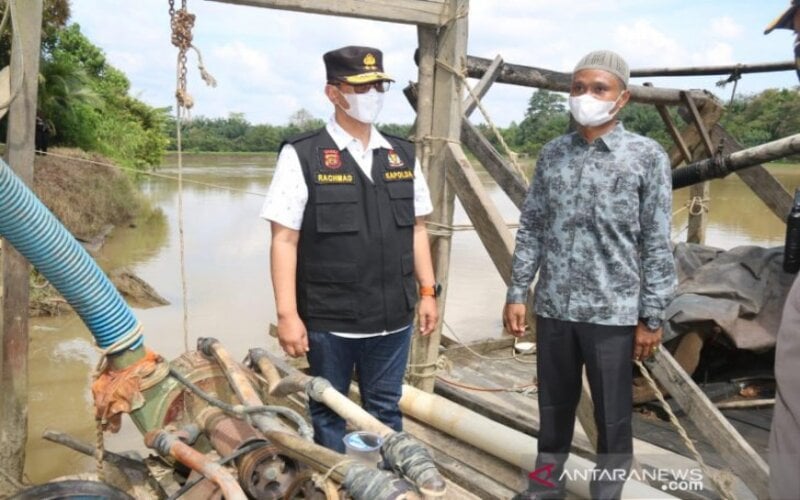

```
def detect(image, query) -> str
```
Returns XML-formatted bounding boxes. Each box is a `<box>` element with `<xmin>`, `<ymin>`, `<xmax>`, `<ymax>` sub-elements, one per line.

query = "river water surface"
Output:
<box><xmin>24</xmin><ymin>153</ymin><xmax>800</xmax><ymax>483</ymax></box>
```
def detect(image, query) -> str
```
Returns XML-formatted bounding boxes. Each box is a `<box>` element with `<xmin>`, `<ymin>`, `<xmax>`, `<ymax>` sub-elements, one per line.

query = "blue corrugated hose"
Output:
<box><xmin>0</xmin><ymin>159</ymin><xmax>142</xmax><ymax>350</ymax></box>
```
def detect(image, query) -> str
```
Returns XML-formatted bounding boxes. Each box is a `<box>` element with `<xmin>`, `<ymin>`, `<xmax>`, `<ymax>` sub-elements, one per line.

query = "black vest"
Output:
<box><xmin>287</xmin><ymin>128</ymin><xmax>418</xmax><ymax>334</ymax></box>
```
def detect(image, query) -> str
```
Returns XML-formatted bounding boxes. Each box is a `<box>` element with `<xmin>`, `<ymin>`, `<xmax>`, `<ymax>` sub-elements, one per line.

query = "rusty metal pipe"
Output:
<box><xmin>264</xmin><ymin>430</ymin><xmax>419</xmax><ymax>500</ymax></box>
<box><xmin>248</xmin><ymin>349</ymin><xmax>447</xmax><ymax>497</ymax></box>
<box><xmin>144</xmin><ymin>429</ymin><xmax>247</xmax><ymax>500</ymax></box>
<box><xmin>199</xmin><ymin>338</ymin><xmax>313</xmax><ymax>440</ymax></box>
<box><xmin>198</xmin><ymin>337</ymin><xmax>262</xmax><ymax>406</ymax></box>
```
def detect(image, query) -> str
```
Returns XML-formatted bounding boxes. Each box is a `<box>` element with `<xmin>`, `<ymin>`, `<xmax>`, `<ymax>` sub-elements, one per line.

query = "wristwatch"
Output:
<box><xmin>420</xmin><ymin>282</ymin><xmax>442</xmax><ymax>298</ymax></box>
<box><xmin>639</xmin><ymin>317</ymin><xmax>663</xmax><ymax>332</ymax></box>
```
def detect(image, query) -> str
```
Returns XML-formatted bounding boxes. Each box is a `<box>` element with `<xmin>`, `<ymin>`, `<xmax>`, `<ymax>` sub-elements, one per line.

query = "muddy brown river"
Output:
<box><xmin>24</xmin><ymin>153</ymin><xmax>800</xmax><ymax>483</ymax></box>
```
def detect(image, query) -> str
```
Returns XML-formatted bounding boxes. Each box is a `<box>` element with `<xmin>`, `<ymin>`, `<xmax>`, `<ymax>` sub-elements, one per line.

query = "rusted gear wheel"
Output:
<box><xmin>239</xmin><ymin>444</ymin><xmax>302</xmax><ymax>499</ymax></box>
<box><xmin>283</xmin><ymin>470</ymin><xmax>340</xmax><ymax>500</ymax></box>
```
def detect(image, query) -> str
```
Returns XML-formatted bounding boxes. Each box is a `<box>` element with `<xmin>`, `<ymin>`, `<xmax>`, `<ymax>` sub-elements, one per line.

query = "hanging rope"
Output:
<box><xmin>716</xmin><ymin>65</ymin><xmax>743</xmax><ymax>108</ymax></box>
<box><xmin>687</xmin><ymin>196</ymin><xmax>710</xmax><ymax>216</ymax></box>
<box><xmin>434</xmin><ymin>57</ymin><xmax>529</xmax><ymax>186</ymax></box>
<box><xmin>635</xmin><ymin>359</ymin><xmax>736</xmax><ymax>499</ymax></box>
<box><xmin>168</xmin><ymin>0</ymin><xmax>217</xmax><ymax>351</ymax></box>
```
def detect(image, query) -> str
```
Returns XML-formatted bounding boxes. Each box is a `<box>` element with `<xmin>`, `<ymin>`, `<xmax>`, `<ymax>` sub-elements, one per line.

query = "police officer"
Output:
<box><xmin>261</xmin><ymin>46</ymin><xmax>439</xmax><ymax>452</ymax></box>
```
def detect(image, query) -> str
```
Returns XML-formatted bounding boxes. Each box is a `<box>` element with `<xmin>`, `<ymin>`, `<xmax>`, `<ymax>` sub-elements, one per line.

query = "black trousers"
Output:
<box><xmin>531</xmin><ymin>316</ymin><xmax>634</xmax><ymax>500</ymax></box>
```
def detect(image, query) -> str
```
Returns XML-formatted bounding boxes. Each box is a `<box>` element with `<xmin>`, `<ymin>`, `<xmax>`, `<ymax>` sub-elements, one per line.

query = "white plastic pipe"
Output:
<box><xmin>400</xmin><ymin>385</ymin><xmax>674</xmax><ymax>499</ymax></box>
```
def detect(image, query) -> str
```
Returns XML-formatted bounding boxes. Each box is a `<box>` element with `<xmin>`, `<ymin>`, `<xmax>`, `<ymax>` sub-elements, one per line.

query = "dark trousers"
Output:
<box><xmin>532</xmin><ymin>317</ymin><xmax>634</xmax><ymax>500</ymax></box>
<box><xmin>306</xmin><ymin>326</ymin><xmax>412</xmax><ymax>453</ymax></box>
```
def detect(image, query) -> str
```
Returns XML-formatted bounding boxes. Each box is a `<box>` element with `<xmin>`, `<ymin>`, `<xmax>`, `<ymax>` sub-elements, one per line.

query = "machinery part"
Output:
<box><xmin>382</xmin><ymin>432</ymin><xmax>446</xmax><ymax>497</ymax></box>
<box><xmin>200</xmin><ymin>409</ymin><xmax>304</xmax><ymax>499</ymax></box>
<box><xmin>7</xmin><ymin>480</ymin><xmax>134</xmax><ymax>499</ymax></box>
<box><xmin>145</xmin><ymin>428</ymin><xmax>247</xmax><ymax>500</ymax></box>
<box><xmin>199</xmin><ymin>338</ymin><xmax>313</xmax><ymax>440</ymax></box>
<box><xmin>342</xmin><ymin>463</ymin><xmax>420</xmax><ymax>500</ymax></box>
<box><xmin>283</xmin><ymin>470</ymin><xmax>340</xmax><ymax>500</ymax></box>
<box><xmin>249</xmin><ymin>349</ymin><xmax>447</xmax><ymax>496</ymax></box>
<box><xmin>238</xmin><ymin>444</ymin><xmax>303</xmax><ymax>499</ymax></box>
<box><xmin>0</xmin><ymin>159</ymin><xmax>142</xmax><ymax>352</ymax></box>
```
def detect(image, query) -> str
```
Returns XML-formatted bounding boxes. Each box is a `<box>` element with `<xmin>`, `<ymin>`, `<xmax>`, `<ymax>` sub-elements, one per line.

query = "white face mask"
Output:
<box><xmin>340</xmin><ymin>88</ymin><xmax>384</xmax><ymax>124</ymax></box>
<box><xmin>568</xmin><ymin>93</ymin><xmax>622</xmax><ymax>127</ymax></box>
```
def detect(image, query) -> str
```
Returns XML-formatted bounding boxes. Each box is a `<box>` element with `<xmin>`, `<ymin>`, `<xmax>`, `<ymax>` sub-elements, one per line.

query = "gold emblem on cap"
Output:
<box><xmin>363</xmin><ymin>53</ymin><xmax>377</xmax><ymax>70</ymax></box>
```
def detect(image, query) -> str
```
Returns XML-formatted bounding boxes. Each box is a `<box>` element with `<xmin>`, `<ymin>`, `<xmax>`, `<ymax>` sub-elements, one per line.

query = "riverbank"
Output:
<box><xmin>0</xmin><ymin>147</ymin><xmax>168</xmax><ymax>316</ymax></box>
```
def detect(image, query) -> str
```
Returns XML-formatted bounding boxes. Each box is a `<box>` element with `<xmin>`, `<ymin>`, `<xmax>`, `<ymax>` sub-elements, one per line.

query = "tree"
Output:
<box><xmin>38</xmin><ymin>23</ymin><xmax>169</xmax><ymax>168</ymax></box>
<box><xmin>513</xmin><ymin>90</ymin><xmax>569</xmax><ymax>155</ymax></box>
<box><xmin>618</xmin><ymin>103</ymin><xmax>673</xmax><ymax>150</ymax></box>
<box><xmin>289</xmin><ymin>108</ymin><xmax>324</xmax><ymax>131</ymax></box>
<box><xmin>722</xmin><ymin>88</ymin><xmax>800</xmax><ymax>151</ymax></box>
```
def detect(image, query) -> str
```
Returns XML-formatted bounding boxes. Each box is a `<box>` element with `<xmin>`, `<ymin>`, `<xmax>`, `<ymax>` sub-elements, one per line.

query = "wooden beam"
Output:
<box><xmin>632</xmin><ymin>60</ymin><xmax>796</xmax><ymax>78</ymax></box>
<box><xmin>460</xmin><ymin>120</ymin><xmax>527</xmax><ymax>207</ymax></box>
<box><xmin>0</xmin><ymin>0</ymin><xmax>43</xmax><ymax>488</ymax></box>
<box><xmin>466</xmin><ymin>55</ymin><xmax>713</xmax><ymax>106</ymax></box>
<box><xmin>668</xmin><ymin>97</ymin><xmax>790</xmax><ymax>224</ymax></box>
<box><xmin>206</xmin><ymin>0</ymin><xmax>449</xmax><ymax>26</ymax></box>
<box><xmin>644</xmin><ymin>349</ymin><xmax>769</xmax><ymax>499</ymax></box>
<box><xmin>463</xmin><ymin>54</ymin><xmax>503</xmax><ymax>118</ymax></box>
<box><xmin>642</xmin><ymin>83</ymin><xmax>692</xmax><ymax>165</ymax></box>
<box><xmin>681</xmin><ymin>92</ymin><xmax>715</xmax><ymax>157</ymax></box>
<box><xmin>668</xmin><ymin>99</ymin><xmax>725</xmax><ymax>168</ymax></box>
<box><xmin>445</xmin><ymin>143</ymin><xmax>515</xmax><ymax>280</ymax></box>
<box><xmin>408</xmin><ymin>0</ymin><xmax>467</xmax><ymax>392</ymax></box>
<box><xmin>713</xmin><ymin>125</ymin><xmax>793</xmax><ymax>222</ymax></box>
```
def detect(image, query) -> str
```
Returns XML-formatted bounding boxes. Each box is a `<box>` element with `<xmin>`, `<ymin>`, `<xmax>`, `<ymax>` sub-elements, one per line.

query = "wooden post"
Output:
<box><xmin>0</xmin><ymin>0</ymin><xmax>43</xmax><ymax>489</ymax></box>
<box><xmin>645</xmin><ymin>349</ymin><xmax>769</xmax><ymax>498</ymax></box>
<box><xmin>408</xmin><ymin>0</ymin><xmax>467</xmax><ymax>392</ymax></box>
<box><xmin>681</xmin><ymin>92</ymin><xmax>717</xmax><ymax>244</ymax></box>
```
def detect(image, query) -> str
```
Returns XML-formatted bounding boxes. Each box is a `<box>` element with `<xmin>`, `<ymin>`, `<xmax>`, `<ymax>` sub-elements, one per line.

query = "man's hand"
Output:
<box><xmin>418</xmin><ymin>296</ymin><xmax>438</xmax><ymax>336</ymax></box>
<box><xmin>503</xmin><ymin>303</ymin><xmax>527</xmax><ymax>337</ymax></box>
<box><xmin>633</xmin><ymin>322</ymin><xmax>662</xmax><ymax>361</ymax></box>
<box><xmin>277</xmin><ymin>314</ymin><xmax>309</xmax><ymax>358</ymax></box>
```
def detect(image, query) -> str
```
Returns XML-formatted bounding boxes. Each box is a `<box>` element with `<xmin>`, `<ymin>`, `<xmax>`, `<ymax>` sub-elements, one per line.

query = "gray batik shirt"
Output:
<box><xmin>506</xmin><ymin>122</ymin><xmax>677</xmax><ymax>326</ymax></box>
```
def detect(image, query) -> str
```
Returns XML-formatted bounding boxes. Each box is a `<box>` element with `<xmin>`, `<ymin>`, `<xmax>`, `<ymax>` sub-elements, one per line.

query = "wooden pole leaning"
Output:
<box><xmin>644</xmin><ymin>349</ymin><xmax>770</xmax><ymax>499</ymax></box>
<box><xmin>0</xmin><ymin>0</ymin><xmax>43</xmax><ymax>491</ymax></box>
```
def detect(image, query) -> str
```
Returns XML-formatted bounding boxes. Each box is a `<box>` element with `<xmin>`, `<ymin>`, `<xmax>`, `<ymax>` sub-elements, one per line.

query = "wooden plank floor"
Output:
<box><xmin>436</xmin><ymin>341</ymin><xmax>767</xmax><ymax>498</ymax></box>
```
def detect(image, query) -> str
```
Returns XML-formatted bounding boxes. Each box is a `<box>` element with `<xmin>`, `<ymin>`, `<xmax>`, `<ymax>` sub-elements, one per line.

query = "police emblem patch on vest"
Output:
<box><xmin>321</xmin><ymin>148</ymin><xmax>342</xmax><ymax>169</ymax></box>
<box><xmin>387</xmin><ymin>149</ymin><xmax>404</xmax><ymax>168</ymax></box>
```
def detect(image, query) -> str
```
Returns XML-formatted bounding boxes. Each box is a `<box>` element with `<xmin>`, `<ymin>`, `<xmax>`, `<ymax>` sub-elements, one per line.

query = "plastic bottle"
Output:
<box><xmin>783</xmin><ymin>188</ymin><xmax>800</xmax><ymax>273</ymax></box>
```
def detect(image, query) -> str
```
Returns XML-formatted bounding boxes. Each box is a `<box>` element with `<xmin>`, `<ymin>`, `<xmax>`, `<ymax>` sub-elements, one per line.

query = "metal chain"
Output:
<box><xmin>169</xmin><ymin>0</ymin><xmax>195</xmax><ymax>110</ymax></box>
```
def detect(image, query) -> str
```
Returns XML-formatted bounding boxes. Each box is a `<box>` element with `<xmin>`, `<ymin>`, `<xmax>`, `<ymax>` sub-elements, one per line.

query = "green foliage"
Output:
<box><xmin>37</xmin><ymin>24</ymin><xmax>169</xmax><ymax>169</ymax></box>
<box><xmin>721</xmin><ymin>88</ymin><xmax>800</xmax><ymax>154</ymax></box>
<box><xmin>617</xmin><ymin>102</ymin><xmax>674</xmax><ymax>150</ymax></box>
<box><xmin>170</xmin><ymin>87</ymin><xmax>797</xmax><ymax>163</ymax></box>
<box><xmin>379</xmin><ymin>123</ymin><xmax>413</xmax><ymax>139</ymax></box>
<box><xmin>502</xmin><ymin>90</ymin><xmax>569</xmax><ymax>156</ymax></box>
<box><xmin>169</xmin><ymin>109</ymin><xmax>331</xmax><ymax>152</ymax></box>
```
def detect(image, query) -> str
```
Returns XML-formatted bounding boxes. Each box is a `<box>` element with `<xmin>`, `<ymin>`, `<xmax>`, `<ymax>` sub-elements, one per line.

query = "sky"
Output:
<box><xmin>69</xmin><ymin>0</ymin><xmax>799</xmax><ymax>127</ymax></box>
